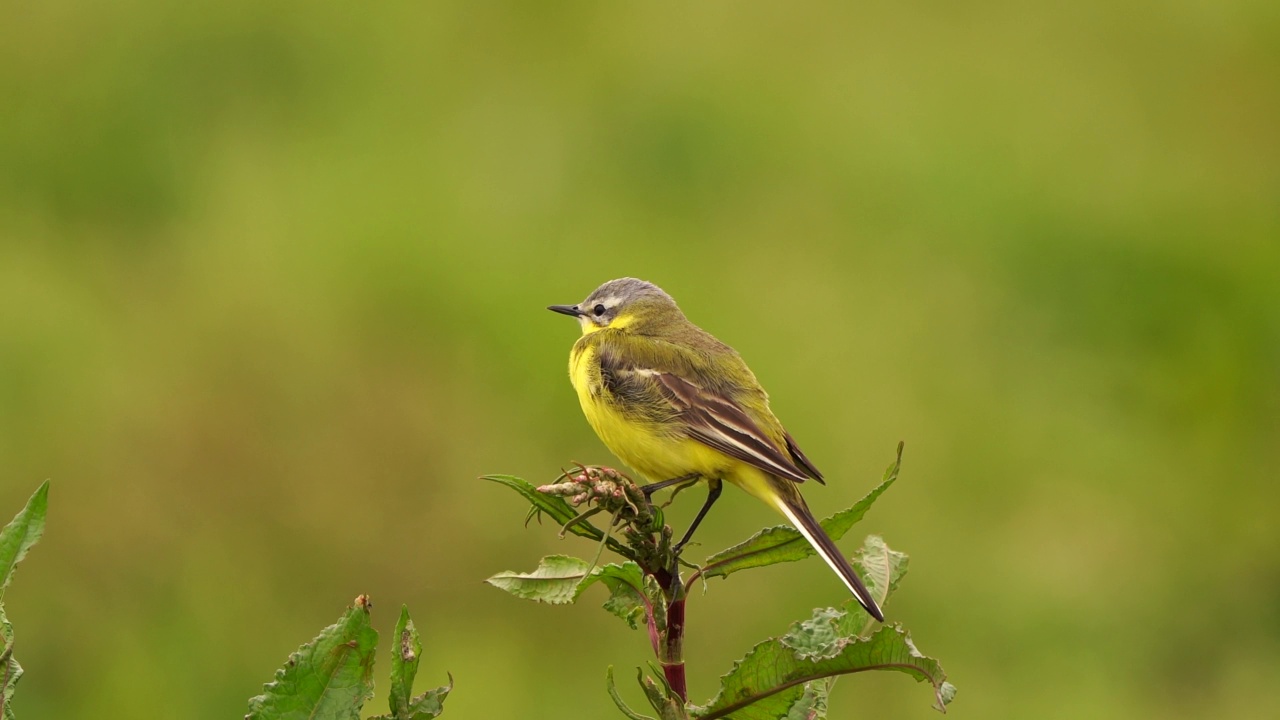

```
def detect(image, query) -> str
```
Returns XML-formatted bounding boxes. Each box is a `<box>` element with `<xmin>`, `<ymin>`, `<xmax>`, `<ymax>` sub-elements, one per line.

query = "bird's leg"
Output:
<box><xmin>672</xmin><ymin>480</ymin><xmax>722</xmax><ymax>556</ymax></box>
<box><xmin>640</xmin><ymin>473</ymin><xmax>700</xmax><ymax>499</ymax></box>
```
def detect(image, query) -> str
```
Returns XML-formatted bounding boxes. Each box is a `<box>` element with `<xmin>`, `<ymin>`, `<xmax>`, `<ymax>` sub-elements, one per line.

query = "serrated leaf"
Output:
<box><xmin>2</xmin><ymin>603</ymin><xmax>22</xmax><ymax>720</ymax></box>
<box><xmin>487</xmin><ymin>557</ymin><xmax>668</xmax><ymax>634</ymax></box>
<box><xmin>698</xmin><ymin>444</ymin><xmax>902</xmax><ymax>581</ymax></box>
<box><xmin>246</xmin><ymin>596</ymin><xmax>379</xmax><ymax>720</ymax></box>
<box><xmin>0</xmin><ymin>482</ymin><xmax>49</xmax><ymax>597</ymax></box>
<box><xmin>485</xmin><ymin>555</ymin><xmax>594</xmax><ymax>604</ymax></box>
<box><xmin>779</xmin><ymin>600</ymin><xmax>886</xmax><ymax>660</ymax></box>
<box><xmin>482</xmin><ymin>474</ymin><xmax>633</xmax><ymax>557</ymax></box>
<box><xmin>1</xmin><ymin>481</ymin><xmax>48</xmax><ymax>720</ymax></box>
<box><xmin>692</xmin><ymin>611</ymin><xmax>953</xmax><ymax>719</ymax></box>
<box><xmin>779</xmin><ymin>607</ymin><xmax>848</xmax><ymax>661</ymax></box>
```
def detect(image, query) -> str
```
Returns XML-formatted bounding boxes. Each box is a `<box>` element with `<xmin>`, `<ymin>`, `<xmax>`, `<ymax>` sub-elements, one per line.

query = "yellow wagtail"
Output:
<box><xmin>549</xmin><ymin>278</ymin><xmax>884</xmax><ymax>621</ymax></box>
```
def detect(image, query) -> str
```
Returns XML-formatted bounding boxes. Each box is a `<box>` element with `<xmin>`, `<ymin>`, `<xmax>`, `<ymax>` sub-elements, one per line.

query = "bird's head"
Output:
<box><xmin>548</xmin><ymin>278</ymin><xmax>682</xmax><ymax>335</ymax></box>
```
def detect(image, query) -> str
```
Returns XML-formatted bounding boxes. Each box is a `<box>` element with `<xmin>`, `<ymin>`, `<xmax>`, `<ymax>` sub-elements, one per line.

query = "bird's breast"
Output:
<box><xmin>569</xmin><ymin>352</ymin><xmax>723</xmax><ymax>483</ymax></box>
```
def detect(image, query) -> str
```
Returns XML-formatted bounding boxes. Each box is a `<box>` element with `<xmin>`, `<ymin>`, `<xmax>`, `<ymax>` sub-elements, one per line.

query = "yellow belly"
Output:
<box><xmin>569</xmin><ymin>344</ymin><xmax>782</xmax><ymax>508</ymax></box>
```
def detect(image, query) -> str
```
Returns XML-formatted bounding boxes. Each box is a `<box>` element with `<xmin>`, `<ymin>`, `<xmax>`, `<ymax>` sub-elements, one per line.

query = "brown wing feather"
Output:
<box><xmin>653</xmin><ymin>372</ymin><xmax>814</xmax><ymax>484</ymax></box>
<box><xmin>783</xmin><ymin>431</ymin><xmax>825</xmax><ymax>484</ymax></box>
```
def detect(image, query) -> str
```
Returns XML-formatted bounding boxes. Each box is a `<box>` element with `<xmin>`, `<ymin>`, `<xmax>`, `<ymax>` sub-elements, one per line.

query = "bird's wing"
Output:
<box><xmin>652</xmin><ymin>371</ymin><xmax>816</xmax><ymax>483</ymax></box>
<box><xmin>597</xmin><ymin>335</ymin><xmax>817</xmax><ymax>484</ymax></box>
<box><xmin>784</xmin><ymin>431</ymin><xmax>825</xmax><ymax>483</ymax></box>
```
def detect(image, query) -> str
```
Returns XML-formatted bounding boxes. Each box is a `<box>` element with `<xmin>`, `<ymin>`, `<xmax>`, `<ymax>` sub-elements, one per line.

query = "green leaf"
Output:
<box><xmin>602</xmin><ymin>585</ymin><xmax>647</xmax><ymax>630</ymax></box>
<box><xmin>592</xmin><ymin>563</ymin><xmax>667</xmax><ymax>632</ymax></box>
<box><xmin>487</xmin><ymin>557</ymin><xmax>668</xmax><ymax>633</ymax></box>
<box><xmin>595</xmin><ymin>563</ymin><xmax>650</xmax><ymax>630</ymax></box>
<box><xmin>692</xmin><ymin>609</ymin><xmax>953</xmax><ymax>719</ymax></box>
<box><xmin>1</xmin><ymin>481</ymin><xmax>48</xmax><ymax>720</ymax></box>
<box><xmin>698</xmin><ymin>443</ymin><xmax>903</xmax><ymax>581</ymax></box>
<box><xmin>388</xmin><ymin>606</ymin><xmax>422</xmax><ymax>716</ymax></box>
<box><xmin>607</xmin><ymin>666</ymin><xmax>656</xmax><ymax>720</ymax></box>
<box><xmin>779</xmin><ymin>607</ymin><xmax>849</xmax><ymax>661</ymax></box>
<box><xmin>402</xmin><ymin>683</ymin><xmax>451</xmax><ymax>720</ymax></box>
<box><xmin>783</xmin><ymin>680</ymin><xmax>830</xmax><ymax>720</ymax></box>
<box><xmin>0</xmin><ymin>481</ymin><xmax>49</xmax><ymax>597</ymax></box>
<box><xmin>771</xmin><ymin>535</ymin><xmax>909</xmax><ymax>654</ymax></box>
<box><xmin>1</xmin><ymin>603</ymin><xmax>21</xmax><ymax>720</ymax></box>
<box><xmin>246</xmin><ymin>596</ymin><xmax>379</xmax><ymax>720</ymax></box>
<box><xmin>482</xmin><ymin>474</ymin><xmax>633</xmax><ymax>557</ymax></box>
<box><xmin>366</xmin><ymin>605</ymin><xmax>451</xmax><ymax>720</ymax></box>
<box><xmin>849</xmin><ymin>535</ymin><xmax>908</xmax><ymax>635</ymax></box>
<box><xmin>485</xmin><ymin>555</ymin><xmax>594</xmax><ymax>604</ymax></box>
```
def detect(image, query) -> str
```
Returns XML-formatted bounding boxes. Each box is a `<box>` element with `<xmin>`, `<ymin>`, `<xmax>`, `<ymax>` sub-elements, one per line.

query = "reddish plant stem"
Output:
<box><xmin>661</xmin><ymin>594</ymin><xmax>687</xmax><ymax>702</ymax></box>
<box><xmin>648</xmin><ymin>539</ymin><xmax>688</xmax><ymax>701</ymax></box>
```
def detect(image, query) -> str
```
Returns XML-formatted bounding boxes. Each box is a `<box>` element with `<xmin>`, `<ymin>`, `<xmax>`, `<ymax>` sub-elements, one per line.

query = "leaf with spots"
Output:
<box><xmin>371</xmin><ymin>606</ymin><xmax>451</xmax><ymax>720</ymax></box>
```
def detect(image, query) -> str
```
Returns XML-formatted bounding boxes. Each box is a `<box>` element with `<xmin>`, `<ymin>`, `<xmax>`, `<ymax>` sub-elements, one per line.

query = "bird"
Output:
<box><xmin>548</xmin><ymin>277</ymin><xmax>884</xmax><ymax>622</ymax></box>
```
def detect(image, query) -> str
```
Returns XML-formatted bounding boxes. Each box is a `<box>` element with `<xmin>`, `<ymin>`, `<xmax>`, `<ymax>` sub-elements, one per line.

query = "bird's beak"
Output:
<box><xmin>547</xmin><ymin>304</ymin><xmax>584</xmax><ymax>317</ymax></box>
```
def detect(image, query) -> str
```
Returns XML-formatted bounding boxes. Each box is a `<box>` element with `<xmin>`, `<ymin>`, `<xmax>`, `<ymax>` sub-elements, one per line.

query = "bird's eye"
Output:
<box><xmin>593</xmin><ymin>304</ymin><xmax>606</xmax><ymax>316</ymax></box>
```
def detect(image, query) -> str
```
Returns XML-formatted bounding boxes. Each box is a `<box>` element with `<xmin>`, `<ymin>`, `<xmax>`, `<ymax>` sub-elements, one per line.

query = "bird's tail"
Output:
<box><xmin>773</xmin><ymin>493</ymin><xmax>885</xmax><ymax>622</ymax></box>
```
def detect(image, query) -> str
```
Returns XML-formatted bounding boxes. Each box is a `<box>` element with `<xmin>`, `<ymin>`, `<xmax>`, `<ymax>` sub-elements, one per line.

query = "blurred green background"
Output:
<box><xmin>2</xmin><ymin>2</ymin><xmax>1277</xmax><ymax>718</ymax></box>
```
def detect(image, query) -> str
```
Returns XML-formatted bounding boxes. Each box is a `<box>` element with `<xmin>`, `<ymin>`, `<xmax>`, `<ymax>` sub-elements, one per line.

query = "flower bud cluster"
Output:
<box><xmin>537</xmin><ymin>464</ymin><xmax>677</xmax><ymax>575</ymax></box>
<box><xmin>538</xmin><ymin>465</ymin><xmax>655</xmax><ymax>528</ymax></box>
